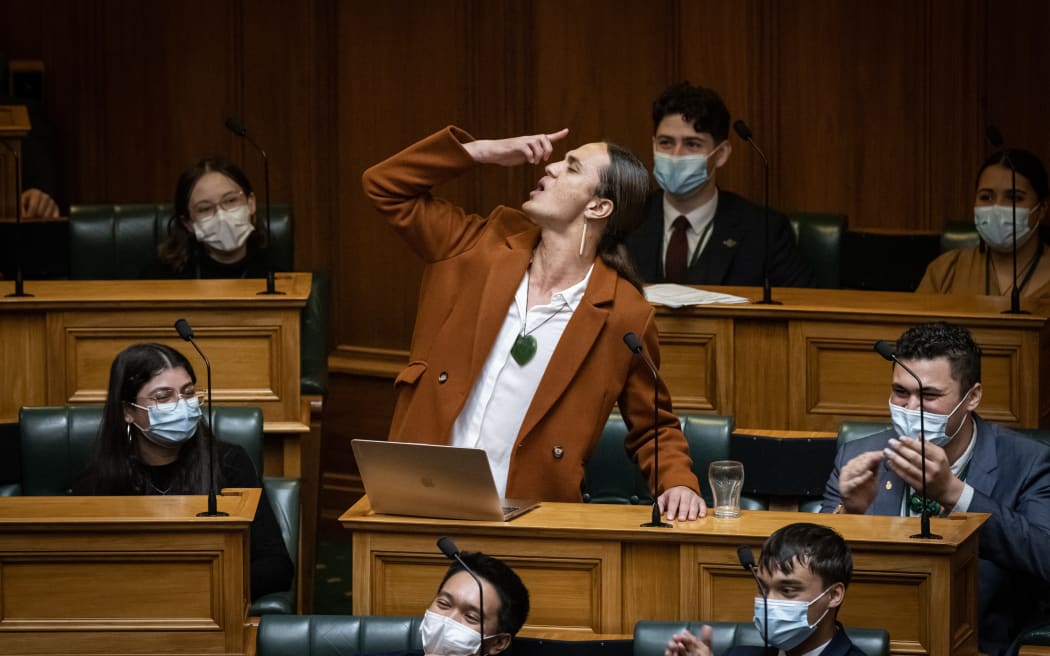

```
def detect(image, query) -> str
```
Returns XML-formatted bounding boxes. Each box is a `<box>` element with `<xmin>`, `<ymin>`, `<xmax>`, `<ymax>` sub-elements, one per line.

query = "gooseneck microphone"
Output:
<box><xmin>733</xmin><ymin>120</ymin><xmax>778</xmax><ymax>305</ymax></box>
<box><xmin>623</xmin><ymin>332</ymin><xmax>672</xmax><ymax>528</ymax></box>
<box><xmin>175</xmin><ymin>318</ymin><xmax>226</xmax><ymax>517</ymax></box>
<box><xmin>224</xmin><ymin>116</ymin><xmax>283</xmax><ymax>296</ymax></box>
<box><xmin>874</xmin><ymin>340</ymin><xmax>940</xmax><ymax>539</ymax></box>
<box><xmin>738</xmin><ymin>545</ymin><xmax>770</xmax><ymax>654</ymax></box>
<box><xmin>985</xmin><ymin>126</ymin><xmax>1026</xmax><ymax>315</ymax></box>
<box><xmin>437</xmin><ymin>537</ymin><xmax>485</xmax><ymax>653</ymax></box>
<box><xmin>0</xmin><ymin>141</ymin><xmax>32</xmax><ymax>297</ymax></box>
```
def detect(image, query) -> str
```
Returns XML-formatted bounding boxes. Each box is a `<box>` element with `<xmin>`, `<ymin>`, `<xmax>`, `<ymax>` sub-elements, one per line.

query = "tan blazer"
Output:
<box><xmin>362</xmin><ymin>126</ymin><xmax>699</xmax><ymax>501</ymax></box>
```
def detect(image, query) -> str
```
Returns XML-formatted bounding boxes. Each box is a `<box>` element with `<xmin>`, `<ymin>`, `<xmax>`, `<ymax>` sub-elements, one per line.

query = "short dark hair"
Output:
<box><xmin>438</xmin><ymin>552</ymin><xmax>530</xmax><ymax>636</ymax></box>
<box><xmin>976</xmin><ymin>148</ymin><xmax>1049</xmax><ymax>203</ymax></box>
<box><xmin>758</xmin><ymin>522</ymin><xmax>853</xmax><ymax>589</ymax></box>
<box><xmin>895</xmin><ymin>322</ymin><xmax>982</xmax><ymax>392</ymax></box>
<box><xmin>652</xmin><ymin>82</ymin><xmax>730</xmax><ymax>143</ymax></box>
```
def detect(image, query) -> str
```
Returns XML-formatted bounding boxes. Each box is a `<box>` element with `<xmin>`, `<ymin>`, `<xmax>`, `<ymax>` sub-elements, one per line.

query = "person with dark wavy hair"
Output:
<box><xmin>363</xmin><ymin>126</ymin><xmax>704</xmax><ymax>521</ymax></box>
<box><xmin>918</xmin><ymin>148</ymin><xmax>1050</xmax><ymax>300</ymax></box>
<box><xmin>141</xmin><ymin>156</ymin><xmax>269</xmax><ymax>279</ymax></box>
<box><xmin>822</xmin><ymin>322</ymin><xmax>1050</xmax><ymax>655</ymax></box>
<box><xmin>625</xmin><ymin>81</ymin><xmax>813</xmax><ymax>287</ymax></box>
<box><xmin>76</xmin><ymin>342</ymin><xmax>292</xmax><ymax>601</ymax></box>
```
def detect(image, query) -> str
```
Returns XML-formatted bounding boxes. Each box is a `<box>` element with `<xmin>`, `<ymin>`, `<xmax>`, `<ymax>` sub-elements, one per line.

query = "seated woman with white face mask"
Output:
<box><xmin>918</xmin><ymin>148</ymin><xmax>1050</xmax><ymax>300</ymax></box>
<box><xmin>75</xmin><ymin>343</ymin><xmax>293</xmax><ymax>601</ymax></box>
<box><xmin>141</xmin><ymin>156</ymin><xmax>268</xmax><ymax>279</ymax></box>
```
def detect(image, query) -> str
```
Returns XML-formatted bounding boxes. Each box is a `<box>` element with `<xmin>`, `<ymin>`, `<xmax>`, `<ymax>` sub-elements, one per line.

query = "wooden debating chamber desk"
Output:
<box><xmin>0</xmin><ymin>274</ymin><xmax>311</xmax><ymax>476</ymax></box>
<box><xmin>0</xmin><ymin>488</ymin><xmax>259</xmax><ymax>655</ymax></box>
<box><xmin>342</xmin><ymin>497</ymin><xmax>987</xmax><ymax>656</ymax></box>
<box><xmin>652</xmin><ymin>287</ymin><xmax>1050</xmax><ymax>430</ymax></box>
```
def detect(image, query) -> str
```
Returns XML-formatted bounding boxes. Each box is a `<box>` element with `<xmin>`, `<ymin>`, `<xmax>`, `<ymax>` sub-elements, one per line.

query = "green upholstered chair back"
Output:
<box><xmin>301</xmin><ymin>271</ymin><xmax>330</xmax><ymax>396</ymax></box>
<box><xmin>839</xmin><ymin>421</ymin><xmax>891</xmax><ymax>447</ymax></box>
<box><xmin>789</xmin><ymin>212</ymin><xmax>847</xmax><ymax>289</ymax></box>
<box><xmin>634</xmin><ymin>621</ymin><xmax>890</xmax><ymax>656</ymax></box>
<box><xmin>68</xmin><ymin>203</ymin><xmax>293</xmax><ymax>279</ymax></box>
<box><xmin>257</xmin><ymin>615</ymin><xmax>423</xmax><ymax>656</ymax></box>
<box><xmin>940</xmin><ymin>220</ymin><xmax>979</xmax><ymax>253</ymax></box>
<box><xmin>15</xmin><ymin>404</ymin><xmax>298</xmax><ymax>615</ymax></box>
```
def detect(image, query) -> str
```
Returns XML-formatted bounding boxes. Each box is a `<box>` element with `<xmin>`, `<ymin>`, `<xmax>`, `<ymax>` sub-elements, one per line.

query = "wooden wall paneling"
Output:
<box><xmin>676</xmin><ymin>0</ymin><xmax>769</xmax><ymax>205</ymax></box>
<box><xmin>773</xmin><ymin>1</ymin><xmax>930</xmax><ymax>231</ymax></box>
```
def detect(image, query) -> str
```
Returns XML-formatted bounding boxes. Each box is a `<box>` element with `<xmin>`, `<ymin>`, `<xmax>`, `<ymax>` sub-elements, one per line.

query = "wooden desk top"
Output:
<box><xmin>0</xmin><ymin>487</ymin><xmax>259</xmax><ymax>527</ymax></box>
<box><xmin>654</xmin><ymin>285</ymin><xmax>1049</xmax><ymax>326</ymax></box>
<box><xmin>0</xmin><ymin>272</ymin><xmax>312</xmax><ymax>310</ymax></box>
<box><xmin>341</xmin><ymin>496</ymin><xmax>987</xmax><ymax>553</ymax></box>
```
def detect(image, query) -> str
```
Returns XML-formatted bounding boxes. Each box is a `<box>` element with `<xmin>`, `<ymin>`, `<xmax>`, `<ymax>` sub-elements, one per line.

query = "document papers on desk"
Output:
<box><xmin>644</xmin><ymin>284</ymin><xmax>751</xmax><ymax>308</ymax></box>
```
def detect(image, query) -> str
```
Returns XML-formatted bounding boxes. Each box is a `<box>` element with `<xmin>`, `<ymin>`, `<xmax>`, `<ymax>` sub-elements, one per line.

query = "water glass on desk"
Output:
<box><xmin>708</xmin><ymin>460</ymin><xmax>744</xmax><ymax>518</ymax></box>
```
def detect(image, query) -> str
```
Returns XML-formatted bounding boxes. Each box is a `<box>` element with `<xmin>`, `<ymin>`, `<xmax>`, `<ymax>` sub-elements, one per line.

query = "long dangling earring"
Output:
<box><xmin>579</xmin><ymin>220</ymin><xmax>588</xmax><ymax>256</ymax></box>
<box><xmin>126</xmin><ymin>423</ymin><xmax>132</xmax><ymax>444</ymax></box>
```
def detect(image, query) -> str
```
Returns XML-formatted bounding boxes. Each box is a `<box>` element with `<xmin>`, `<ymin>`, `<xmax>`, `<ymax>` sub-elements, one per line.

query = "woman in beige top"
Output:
<box><xmin>918</xmin><ymin>148</ymin><xmax>1049</xmax><ymax>299</ymax></box>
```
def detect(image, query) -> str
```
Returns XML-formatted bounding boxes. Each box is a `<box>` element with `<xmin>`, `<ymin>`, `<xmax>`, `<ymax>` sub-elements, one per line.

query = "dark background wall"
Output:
<box><xmin>2</xmin><ymin>0</ymin><xmax>1048</xmax><ymax>530</ymax></box>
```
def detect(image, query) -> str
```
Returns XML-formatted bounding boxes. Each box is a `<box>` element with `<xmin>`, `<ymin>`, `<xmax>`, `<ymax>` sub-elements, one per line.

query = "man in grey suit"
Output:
<box><xmin>822</xmin><ymin>321</ymin><xmax>1050</xmax><ymax>656</ymax></box>
<box><xmin>624</xmin><ymin>82</ymin><xmax>813</xmax><ymax>287</ymax></box>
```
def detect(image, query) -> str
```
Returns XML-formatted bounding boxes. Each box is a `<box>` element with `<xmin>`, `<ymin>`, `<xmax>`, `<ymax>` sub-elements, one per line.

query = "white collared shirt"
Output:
<box><xmin>662</xmin><ymin>188</ymin><xmax>719</xmax><ymax>276</ymax></box>
<box><xmin>451</xmin><ymin>265</ymin><xmax>593</xmax><ymax>497</ymax></box>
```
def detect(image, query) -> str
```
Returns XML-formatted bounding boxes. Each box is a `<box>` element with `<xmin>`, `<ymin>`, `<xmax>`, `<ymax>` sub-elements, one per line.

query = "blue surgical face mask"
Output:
<box><xmin>131</xmin><ymin>396</ymin><xmax>202</xmax><ymax>447</ymax></box>
<box><xmin>652</xmin><ymin>144</ymin><xmax>722</xmax><ymax>196</ymax></box>
<box><xmin>974</xmin><ymin>205</ymin><xmax>1035</xmax><ymax>253</ymax></box>
<box><xmin>754</xmin><ymin>587</ymin><xmax>833</xmax><ymax>651</ymax></box>
<box><xmin>888</xmin><ymin>385</ymin><xmax>973</xmax><ymax>448</ymax></box>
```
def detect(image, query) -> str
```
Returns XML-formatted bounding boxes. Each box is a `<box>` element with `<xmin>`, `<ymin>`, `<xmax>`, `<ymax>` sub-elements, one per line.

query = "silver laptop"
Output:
<box><xmin>351</xmin><ymin>439</ymin><xmax>540</xmax><ymax>521</ymax></box>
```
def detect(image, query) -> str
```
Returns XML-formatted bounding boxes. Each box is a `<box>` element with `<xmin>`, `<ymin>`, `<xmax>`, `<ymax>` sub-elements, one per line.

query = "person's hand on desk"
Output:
<box><xmin>659</xmin><ymin>485</ymin><xmax>706</xmax><ymax>521</ymax></box>
<box><xmin>20</xmin><ymin>188</ymin><xmax>59</xmax><ymax>219</ymax></box>
<box><xmin>883</xmin><ymin>436</ymin><xmax>964</xmax><ymax>510</ymax></box>
<box><xmin>838</xmin><ymin>450</ymin><xmax>883</xmax><ymax>514</ymax></box>
<box><xmin>665</xmin><ymin>626</ymin><xmax>713</xmax><ymax>656</ymax></box>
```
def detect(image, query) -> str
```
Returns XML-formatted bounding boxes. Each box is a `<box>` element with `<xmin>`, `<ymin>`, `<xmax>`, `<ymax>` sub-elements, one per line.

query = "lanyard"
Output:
<box><xmin>984</xmin><ymin>240</ymin><xmax>1044</xmax><ymax>295</ymax></box>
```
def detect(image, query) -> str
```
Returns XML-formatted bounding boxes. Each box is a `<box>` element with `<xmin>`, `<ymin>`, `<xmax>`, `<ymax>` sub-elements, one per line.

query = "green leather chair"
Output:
<box><xmin>940</xmin><ymin>220</ymin><xmax>979</xmax><ymax>253</ymax></box>
<box><xmin>68</xmin><ymin>203</ymin><xmax>294</xmax><ymax>278</ymax></box>
<box><xmin>633</xmin><ymin>621</ymin><xmax>890</xmax><ymax>656</ymax></box>
<box><xmin>838</xmin><ymin>421</ymin><xmax>891</xmax><ymax>446</ymax></box>
<box><xmin>582</xmin><ymin>413</ymin><xmax>766</xmax><ymax>510</ymax></box>
<box><xmin>257</xmin><ymin>615</ymin><xmax>424</xmax><ymax>656</ymax></box>
<box><xmin>789</xmin><ymin>212</ymin><xmax>847</xmax><ymax>289</ymax></box>
<box><xmin>6</xmin><ymin>404</ymin><xmax>299</xmax><ymax>615</ymax></box>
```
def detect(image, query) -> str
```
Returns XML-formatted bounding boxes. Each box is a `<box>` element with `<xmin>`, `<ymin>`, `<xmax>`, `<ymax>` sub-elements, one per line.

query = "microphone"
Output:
<box><xmin>437</xmin><ymin>537</ymin><xmax>486</xmax><ymax>653</ymax></box>
<box><xmin>0</xmin><ymin>141</ymin><xmax>32</xmax><ymax>297</ymax></box>
<box><xmin>733</xmin><ymin>120</ymin><xmax>778</xmax><ymax>305</ymax></box>
<box><xmin>874</xmin><ymin>340</ymin><xmax>940</xmax><ymax>539</ymax></box>
<box><xmin>737</xmin><ymin>545</ymin><xmax>770</xmax><ymax>654</ymax></box>
<box><xmin>984</xmin><ymin>126</ymin><xmax>1026</xmax><ymax>315</ymax></box>
<box><xmin>224</xmin><ymin>115</ymin><xmax>282</xmax><ymax>296</ymax></box>
<box><xmin>175</xmin><ymin>318</ymin><xmax>226</xmax><ymax>517</ymax></box>
<box><xmin>623</xmin><ymin>332</ymin><xmax>672</xmax><ymax>528</ymax></box>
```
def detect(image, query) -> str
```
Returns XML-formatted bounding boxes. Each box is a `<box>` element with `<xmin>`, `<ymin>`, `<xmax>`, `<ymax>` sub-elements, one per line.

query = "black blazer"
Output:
<box><xmin>625</xmin><ymin>189</ymin><xmax>815</xmax><ymax>287</ymax></box>
<box><xmin>724</xmin><ymin>626</ymin><xmax>867</xmax><ymax>656</ymax></box>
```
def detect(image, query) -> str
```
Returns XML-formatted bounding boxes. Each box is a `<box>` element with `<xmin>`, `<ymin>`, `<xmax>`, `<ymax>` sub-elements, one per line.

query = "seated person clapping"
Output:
<box><xmin>142</xmin><ymin>157</ymin><xmax>269</xmax><ymax>279</ymax></box>
<box><xmin>75</xmin><ymin>342</ymin><xmax>292</xmax><ymax>601</ymax></box>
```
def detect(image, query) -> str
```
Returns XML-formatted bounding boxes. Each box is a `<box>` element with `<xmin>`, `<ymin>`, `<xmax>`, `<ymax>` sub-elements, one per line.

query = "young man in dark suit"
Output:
<box><xmin>625</xmin><ymin>82</ymin><xmax>813</xmax><ymax>287</ymax></box>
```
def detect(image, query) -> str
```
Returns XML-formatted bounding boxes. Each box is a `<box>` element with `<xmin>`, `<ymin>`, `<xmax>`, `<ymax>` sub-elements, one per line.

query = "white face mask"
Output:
<box><xmin>974</xmin><ymin>205</ymin><xmax>1035</xmax><ymax>252</ymax></box>
<box><xmin>192</xmin><ymin>205</ymin><xmax>254</xmax><ymax>253</ymax></box>
<box><xmin>888</xmin><ymin>386</ymin><xmax>973</xmax><ymax>447</ymax></box>
<box><xmin>420</xmin><ymin>609</ymin><xmax>483</xmax><ymax>656</ymax></box>
<box><xmin>753</xmin><ymin>587</ymin><xmax>832</xmax><ymax>652</ymax></box>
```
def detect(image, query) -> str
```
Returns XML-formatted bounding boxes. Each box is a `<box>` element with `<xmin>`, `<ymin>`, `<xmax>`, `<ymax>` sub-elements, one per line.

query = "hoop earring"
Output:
<box><xmin>579</xmin><ymin>220</ymin><xmax>588</xmax><ymax>257</ymax></box>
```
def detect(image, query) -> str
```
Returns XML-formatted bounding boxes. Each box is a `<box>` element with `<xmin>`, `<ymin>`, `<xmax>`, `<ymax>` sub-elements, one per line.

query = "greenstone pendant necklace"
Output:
<box><xmin>510</xmin><ymin>271</ymin><xmax>569</xmax><ymax>366</ymax></box>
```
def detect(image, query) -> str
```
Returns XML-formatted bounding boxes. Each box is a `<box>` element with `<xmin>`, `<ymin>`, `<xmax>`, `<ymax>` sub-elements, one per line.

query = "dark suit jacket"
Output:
<box><xmin>725</xmin><ymin>625</ymin><xmax>866</xmax><ymax>656</ymax></box>
<box><xmin>821</xmin><ymin>417</ymin><xmax>1050</xmax><ymax>656</ymax></box>
<box><xmin>625</xmin><ymin>190</ymin><xmax>815</xmax><ymax>287</ymax></box>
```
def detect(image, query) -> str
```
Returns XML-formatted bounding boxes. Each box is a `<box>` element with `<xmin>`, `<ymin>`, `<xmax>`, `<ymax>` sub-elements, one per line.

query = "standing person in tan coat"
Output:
<box><xmin>362</xmin><ymin>126</ymin><xmax>704</xmax><ymax>520</ymax></box>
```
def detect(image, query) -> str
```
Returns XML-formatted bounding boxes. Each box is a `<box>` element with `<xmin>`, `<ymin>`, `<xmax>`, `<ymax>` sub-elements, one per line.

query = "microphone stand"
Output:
<box><xmin>224</xmin><ymin>116</ymin><xmax>283</xmax><ymax>296</ymax></box>
<box><xmin>175</xmin><ymin>318</ymin><xmax>227</xmax><ymax>517</ymax></box>
<box><xmin>738</xmin><ymin>546</ymin><xmax>770</xmax><ymax>654</ymax></box>
<box><xmin>874</xmin><ymin>341</ymin><xmax>940</xmax><ymax>539</ymax></box>
<box><xmin>733</xmin><ymin>120</ymin><xmax>778</xmax><ymax>305</ymax></box>
<box><xmin>985</xmin><ymin>127</ymin><xmax>1025</xmax><ymax>314</ymax></box>
<box><xmin>437</xmin><ymin>537</ymin><xmax>485</xmax><ymax>654</ymax></box>
<box><xmin>1</xmin><ymin>141</ymin><xmax>32</xmax><ymax>297</ymax></box>
<box><xmin>623</xmin><ymin>332</ymin><xmax>672</xmax><ymax>528</ymax></box>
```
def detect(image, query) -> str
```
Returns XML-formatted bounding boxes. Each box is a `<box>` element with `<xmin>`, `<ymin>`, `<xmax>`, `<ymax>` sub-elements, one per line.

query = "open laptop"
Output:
<box><xmin>351</xmin><ymin>439</ymin><xmax>540</xmax><ymax>521</ymax></box>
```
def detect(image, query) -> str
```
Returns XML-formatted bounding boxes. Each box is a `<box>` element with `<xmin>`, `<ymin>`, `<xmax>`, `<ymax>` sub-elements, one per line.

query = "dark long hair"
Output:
<box><xmin>158</xmin><ymin>156</ymin><xmax>268</xmax><ymax>272</ymax></box>
<box><xmin>81</xmin><ymin>343</ymin><xmax>218</xmax><ymax>495</ymax></box>
<box><xmin>976</xmin><ymin>148</ymin><xmax>1049</xmax><ymax>202</ymax></box>
<box><xmin>595</xmin><ymin>142</ymin><xmax>650</xmax><ymax>291</ymax></box>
